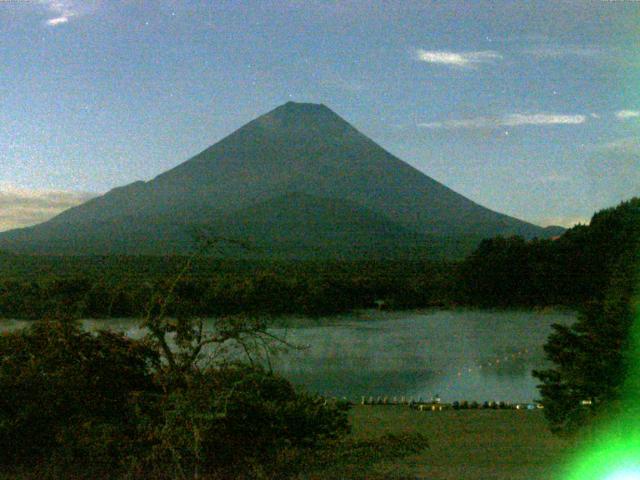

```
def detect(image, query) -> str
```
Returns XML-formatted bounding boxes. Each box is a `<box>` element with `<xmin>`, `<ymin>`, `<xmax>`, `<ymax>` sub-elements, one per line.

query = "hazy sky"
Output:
<box><xmin>1</xmin><ymin>0</ymin><xmax>638</xmax><ymax>231</ymax></box>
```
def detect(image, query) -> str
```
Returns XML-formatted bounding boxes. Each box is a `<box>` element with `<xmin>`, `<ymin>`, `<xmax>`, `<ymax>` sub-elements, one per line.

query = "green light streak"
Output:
<box><xmin>563</xmin><ymin>426</ymin><xmax>640</xmax><ymax>480</ymax></box>
<box><xmin>561</xmin><ymin>294</ymin><xmax>640</xmax><ymax>479</ymax></box>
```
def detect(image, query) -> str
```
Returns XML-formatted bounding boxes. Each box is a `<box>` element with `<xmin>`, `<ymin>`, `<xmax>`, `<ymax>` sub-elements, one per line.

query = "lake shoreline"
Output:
<box><xmin>0</xmin><ymin>304</ymin><xmax>578</xmax><ymax>324</ymax></box>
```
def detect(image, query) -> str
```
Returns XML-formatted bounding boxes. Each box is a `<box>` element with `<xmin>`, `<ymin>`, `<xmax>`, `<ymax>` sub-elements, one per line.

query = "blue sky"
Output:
<box><xmin>0</xmin><ymin>0</ymin><xmax>638</xmax><ymax>231</ymax></box>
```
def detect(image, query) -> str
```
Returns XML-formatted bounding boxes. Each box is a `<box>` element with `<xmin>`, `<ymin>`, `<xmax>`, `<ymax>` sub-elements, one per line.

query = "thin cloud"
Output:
<box><xmin>41</xmin><ymin>0</ymin><xmax>75</xmax><ymax>26</ymax></box>
<box><xmin>585</xmin><ymin>137</ymin><xmax>640</xmax><ymax>207</ymax></box>
<box><xmin>0</xmin><ymin>184</ymin><xmax>96</xmax><ymax>232</ymax></box>
<box><xmin>615</xmin><ymin>110</ymin><xmax>640</xmax><ymax>120</ymax></box>
<box><xmin>414</xmin><ymin>49</ymin><xmax>502</xmax><ymax>68</ymax></box>
<box><xmin>523</xmin><ymin>45</ymin><xmax>603</xmax><ymax>59</ymax></box>
<box><xmin>39</xmin><ymin>0</ymin><xmax>99</xmax><ymax>27</ymax></box>
<box><xmin>519</xmin><ymin>172</ymin><xmax>570</xmax><ymax>185</ymax></box>
<box><xmin>537</xmin><ymin>172</ymin><xmax>570</xmax><ymax>184</ymax></box>
<box><xmin>319</xmin><ymin>70</ymin><xmax>365</xmax><ymax>93</ymax></box>
<box><xmin>502</xmin><ymin>114</ymin><xmax>586</xmax><ymax>126</ymax></box>
<box><xmin>418</xmin><ymin>113</ymin><xmax>587</xmax><ymax>129</ymax></box>
<box><xmin>46</xmin><ymin>15</ymin><xmax>72</xmax><ymax>26</ymax></box>
<box><xmin>418</xmin><ymin>117</ymin><xmax>495</xmax><ymax>129</ymax></box>
<box><xmin>595</xmin><ymin>137</ymin><xmax>640</xmax><ymax>154</ymax></box>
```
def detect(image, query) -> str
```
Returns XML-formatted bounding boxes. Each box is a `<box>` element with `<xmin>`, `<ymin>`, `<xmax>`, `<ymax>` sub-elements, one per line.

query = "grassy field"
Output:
<box><xmin>303</xmin><ymin>405</ymin><xmax>577</xmax><ymax>480</ymax></box>
<box><xmin>0</xmin><ymin>406</ymin><xmax>577</xmax><ymax>479</ymax></box>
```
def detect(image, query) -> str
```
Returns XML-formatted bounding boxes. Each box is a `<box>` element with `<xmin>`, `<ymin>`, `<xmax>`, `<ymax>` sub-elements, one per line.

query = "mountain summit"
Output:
<box><xmin>0</xmin><ymin>102</ymin><xmax>559</xmax><ymax>258</ymax></box>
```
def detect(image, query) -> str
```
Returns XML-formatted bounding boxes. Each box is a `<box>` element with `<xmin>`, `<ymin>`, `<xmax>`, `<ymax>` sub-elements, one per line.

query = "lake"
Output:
<box><xmin>0</xmin><ymin>309</ymin><xmax>576</xmax><ymax>403</ymax></box>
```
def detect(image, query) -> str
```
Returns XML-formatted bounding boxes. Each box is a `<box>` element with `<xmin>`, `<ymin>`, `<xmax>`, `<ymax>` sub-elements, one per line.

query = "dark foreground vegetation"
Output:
<box><xmin>534</xmin><ymin>198</ymin><xmax>640</xmax><ymax>435</ymax></box>
<box><xmin>0</xmin><ymin>314</ymin><xmax>356</xmax><ymax>479</ymax></box>
<box><xmin>460</xmin><ymin>198</ymin><xmax>640</xmax><ymax>308</ymax></box>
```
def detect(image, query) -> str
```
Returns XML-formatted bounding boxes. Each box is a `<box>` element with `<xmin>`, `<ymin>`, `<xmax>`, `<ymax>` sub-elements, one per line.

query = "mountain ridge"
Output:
<box><xmin>0</xmin><ymin>102</ymin><xmax>562</xmax><ymax>258</ymax></box>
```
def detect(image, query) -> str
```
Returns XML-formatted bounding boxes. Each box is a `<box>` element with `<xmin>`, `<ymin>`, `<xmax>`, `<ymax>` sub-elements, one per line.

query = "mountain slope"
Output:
<box><xmin>0</xmin><ymin>102</ymin><xmax>559</xmax><ymax>258</ymax></box>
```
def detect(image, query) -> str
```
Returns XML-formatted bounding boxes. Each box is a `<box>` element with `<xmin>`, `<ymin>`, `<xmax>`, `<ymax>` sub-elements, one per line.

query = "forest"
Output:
<box><xmin>1</xmin><ymin>199</ymin><xmax>638</xmax><ymax>319</ymax></box>
<box><xmin>0</xmin><ymin>256</ymin><xmax>455</xmax><ymax>319</ymax></box>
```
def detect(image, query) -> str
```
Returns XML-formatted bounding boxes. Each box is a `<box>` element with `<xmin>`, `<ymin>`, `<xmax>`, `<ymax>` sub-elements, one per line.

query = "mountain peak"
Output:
<box><xmin>0</xmin><ymin>102</ymin><xmax>555</xmax><ymax>257</ymax></box>
<box><xmin>266</xmin><ymin>101</ymin><xmax>337</xmax><ymax>121</ymax></box>
<box><xmin>280</xmin><ymin>101</ymin><xmax>329</xmax><ymax>111</ymax></box>
<box><xmin>249</xmin><ymin>101</ymin><xmax>350</xmax><ymax>137</ymax></box>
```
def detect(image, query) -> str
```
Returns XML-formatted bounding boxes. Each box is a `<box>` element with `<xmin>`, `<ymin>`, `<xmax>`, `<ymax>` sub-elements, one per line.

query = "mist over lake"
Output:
<box><xmin>1</xmin><ymin>309</ymin><xmax>575</xmax><ymax>403</ymax></box>
<box><xmin>270</xmin><ymin>309</ymin><xmax>576</xmax><ymax>403</ymax></box>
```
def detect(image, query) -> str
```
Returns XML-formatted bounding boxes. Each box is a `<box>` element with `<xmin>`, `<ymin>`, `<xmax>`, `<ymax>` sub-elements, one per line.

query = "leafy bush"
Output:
<box><xmin>0</xmin><ymin>318</ymin><xmax>351</xmax><ymax>479</ymax></box>
<box><xmin>141</xmin><ymin>365</ymin><xmax>350</xmax><ymax>479</ymax></box>
<box><xmin>0</xmin><ymin>317</ymin><xmax>158</xmax><ymax>475</ymax></box>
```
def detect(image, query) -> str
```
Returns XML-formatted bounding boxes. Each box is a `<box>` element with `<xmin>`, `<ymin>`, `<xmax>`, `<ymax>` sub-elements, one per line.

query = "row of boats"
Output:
<box><xmin>359</xmin><ymin>396</ymin><xmax>544</xmax><ymax>411</ymax></box>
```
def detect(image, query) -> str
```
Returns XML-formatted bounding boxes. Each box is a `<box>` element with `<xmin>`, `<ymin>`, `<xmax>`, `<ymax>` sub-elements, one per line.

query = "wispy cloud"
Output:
<box><xmin>0</xmin><ymin>183</ymin><xmax>96</xmax><ymax>232</ymax></box>
<box><xmin>41</xmin><ymin>0</ymin><xmax>76</xmax><ymax>26</ymax></box>
<box><xmin>418</xmin><ymin>113</ymin><xmax>587</xmax><ymax>129</ymax></box>
<box><xmin>523</xmin><ymin>45</ymin><xmax>603</xmax><ymax>59</ymax></box>
<box><xmin>319</xmin><ymin>70</ymin><xmax>365</xmax><ymax>93</ymax></box>
<box><xmin>39</xmin><ymin>0</ymin><xmax>101</xmax><ymax>27</ymax></box>
<box><xmin>615</xmin><ymin>110</ymin><xmax>640</xmax><ymax>120</ymax></box>
<box><xmin>413</xmin><ymin>49</ymin><xmax>502</xmax><ymax>68</ymax></box>
<box><xmin>594</xmin><ymin>137</ymin><xmax>640</xmax><ymax>154</ymax></box>
<box><xmin>585</xmin><ymin>137</ymin><xmax>640</xmax><ymax>207</ymax></box>
<box><xmin>502</xmin><ymin>114</ymin><xmax>586</xmax><ymax>126</ymax></box>
<box><xmin>537</xmin><ymin>172</ymin><xmax>570</xmax><ymax>184</ymax></box>
<box><xmin>418</xmin><ymin>117</ymin><xmax>495</xmax><ymax>129</ymax></box>
<box><xmin>519</xmin><ymin>171</ymin><xmax>570</xmax><ymax>185</ymax></box>
<box><xmin>46</xmin><ymin>15</ymin><xmax>72</xmax><ymax>26</ymax></box>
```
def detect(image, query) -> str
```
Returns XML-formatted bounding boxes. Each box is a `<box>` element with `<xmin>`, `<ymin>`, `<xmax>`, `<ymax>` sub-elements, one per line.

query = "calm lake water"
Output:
<box><xmin>0</xmin><ymin>309</ymin><xmax>576</xmax><ymax>403</ymax></box>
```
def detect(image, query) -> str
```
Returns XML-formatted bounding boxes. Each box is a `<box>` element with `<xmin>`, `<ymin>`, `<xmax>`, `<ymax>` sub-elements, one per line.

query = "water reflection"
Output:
<box><xmin>0</xmin><ymin>309</ymin><xmax>575</xmax><ymax>403</ymax></box>
<box><xmin>266</xmin><ymin>309</ymin><xmax>575</xmax><ymax>402</ymax></box>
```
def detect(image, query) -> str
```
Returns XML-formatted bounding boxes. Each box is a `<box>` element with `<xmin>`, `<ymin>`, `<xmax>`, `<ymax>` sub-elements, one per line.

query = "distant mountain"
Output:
<box><xmin>0</xmin><ymin>102</ymin><xmax>561</xmax><ymax>259</ymax></box>
<box><xmin>541</xmin><ymin>225</ymin><xmax>568</xmax><ymax>238</ymax></box>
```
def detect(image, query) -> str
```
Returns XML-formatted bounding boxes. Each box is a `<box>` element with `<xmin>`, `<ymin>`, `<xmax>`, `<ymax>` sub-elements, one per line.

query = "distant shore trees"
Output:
<box><xmin>0</xmin><ymin>259</ymin><xmax>454</xmax><ymax>320</ymax></box>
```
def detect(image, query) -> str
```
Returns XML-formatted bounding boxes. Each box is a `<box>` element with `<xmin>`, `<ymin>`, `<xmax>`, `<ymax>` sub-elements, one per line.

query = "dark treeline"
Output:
<box><xmin>1</xmin><ymin>198</ymin><xmax>638</xmax><ymax>319</ymax></box>
<box><xmin>457</xmin><ymin>198</ymin><xmax>640</xmax><ymax>308</ymax></box>
<box><xmin>533</xmin><ymin>198</ymin><xmax>640</xmax><ymax>433</ymax></box>
<box><xmin>456</xmin><ymin>198</ymin><xmax>640</xmax><ymax>434</ymax></box>
<box><xmin>0</xmin><ymin>258</ymin><xmax>455</xmax><ymax>319</ymax></box>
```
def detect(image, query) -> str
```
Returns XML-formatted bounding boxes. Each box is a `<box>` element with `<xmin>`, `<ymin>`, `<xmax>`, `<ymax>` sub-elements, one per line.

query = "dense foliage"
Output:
<box><xmin>0</xmin><ymin>259</ymin><xmax>454</xmax><ymax>319</ymax></box>
<box><xmin>0</xmin><ymin>315</ymin><xmax>350</xmax><ymax>479</ymax></box>
<box><xmin>3</xmin><ymin>215</ymin><xmax>620</xmax><ymax>321</ymax></box>
<box><xmin>0</xmin><ymin>317</ymin><xmax>158</xmax><ymax>477</ymax></box>
<box><xmin>456</xmin><ymin>199</ymin><xmax>640</xmax><ymax>308</ymax></box>
<box><xmin>532</xmin><ymin>198</ymin><xmax>640</xmax><ymax>434</ymax></box>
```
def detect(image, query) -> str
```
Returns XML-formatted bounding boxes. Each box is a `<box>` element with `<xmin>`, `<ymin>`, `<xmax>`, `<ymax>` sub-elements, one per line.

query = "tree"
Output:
<box><xmin>0</xmin><ymin>316</ymin><xmax>158</xmax><ymax>476</ymax></box>
<box><xmin>136</xmin><ymin>238</ymin><xmax>350</xmax><ymax>479</ymax></box>
<box><xmin>533</xmin><ymin>299</ymin><xmax>632</xmax><ymax>433</ymax></box>
<box><xmin>456</xmin><ymin>235</ymin><xmax>537</xmax><ymax>306</ymax></box>
<box><xmin>533</xmin><ymin>199</ymin><xmax>640</xmax><ymax>434</ymax></box>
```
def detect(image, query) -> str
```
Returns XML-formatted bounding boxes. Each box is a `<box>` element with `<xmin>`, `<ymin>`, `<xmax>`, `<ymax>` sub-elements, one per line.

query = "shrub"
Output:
<box><xmin>0</xmin><ymin>319</ymin><xmax>351</xmax><ymax>479</ymax></box>
<box><xmin>141</xmin><ymin>365</ymin><xmax>350</xmax><ymax>479</ymax></box>
<box><xmin>0</xmin><ymin>318</ymin><xmax>158</xmax><ymax>474</ymax></box>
